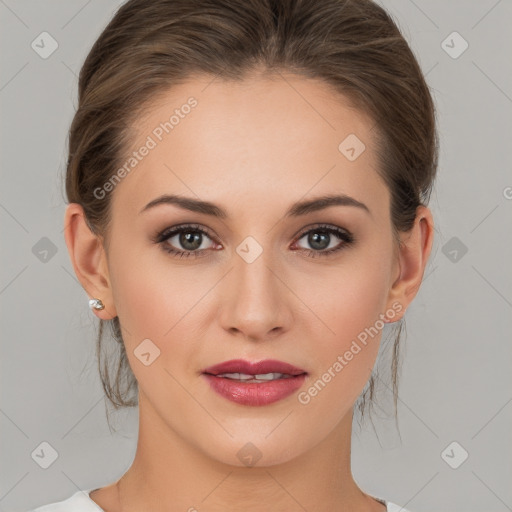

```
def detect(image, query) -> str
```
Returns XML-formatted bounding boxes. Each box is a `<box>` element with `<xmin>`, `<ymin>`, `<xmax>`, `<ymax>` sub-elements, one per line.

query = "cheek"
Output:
<box><xmin>106</xmin><ymin>247</ymin><xmax>206</xmax><ymax>407</ymax></box>
<box><xmin>299</xmin><ymin>244</ymin><xmax>393</xmax><ymax>396</ymax></box>
<box><xmin>107</xmin><ymin>240</ymin><xmax>211</xmax><ymax>368</ymax></box>
<box><xmin>310</xmin><ymin>247</ymin><xmax>391</xmax><ymax>340</ymax></box>
<box><xmin>108</xmin><ymin>233</ymin><xmax>193</xmax><ymax>333</ymax></box>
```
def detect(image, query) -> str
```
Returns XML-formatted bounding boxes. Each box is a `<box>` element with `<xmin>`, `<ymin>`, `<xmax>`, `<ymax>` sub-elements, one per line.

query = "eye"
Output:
<box><xmin>153</xmin><ymin>223</ymin><xmax>355</xmax><ymax>260</ymax></box>
<box><xmin>292</xmin><ymin>224</ymin><xmax>355</xmax><ymax>258</ymax></box>
<box><xmin>154</xmin><ymin>223</ymin><xmax>219</xmax><ymax>259</ymax></box>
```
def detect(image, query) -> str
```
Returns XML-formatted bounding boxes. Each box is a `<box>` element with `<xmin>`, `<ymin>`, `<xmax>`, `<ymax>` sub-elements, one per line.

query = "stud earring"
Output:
<box><xmin>89</xmin><ymin>298</ymin><xmax>105</xmax><ymax>311</ymax></box>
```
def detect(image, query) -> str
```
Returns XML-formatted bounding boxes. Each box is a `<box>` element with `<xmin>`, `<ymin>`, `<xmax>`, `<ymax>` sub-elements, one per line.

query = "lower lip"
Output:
<box><xmin>202</xmin><ymin>374</ymin><xmax>307</xmax><ymax>406</ymax></box>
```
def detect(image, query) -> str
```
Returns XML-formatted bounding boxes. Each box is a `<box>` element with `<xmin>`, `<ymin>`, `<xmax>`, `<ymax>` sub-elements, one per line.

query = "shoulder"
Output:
<box><xmin>29</xmin><ymin>489</ymin><xmax>103</xmax><ymax>512</ymax></box>
<box><xmin>29</xmin><ymin>490</ymin><xmax>410</xmax><ymax>512</ymax></box>
<box><xmin>386</xmin><ymin>501</ymin><xmax>413</xmax><ymax>512</ymax></box>
<box><xmin>369</xmin><ymin>494</ymin><xmax>413</xmax><ymax>512</ymax></box>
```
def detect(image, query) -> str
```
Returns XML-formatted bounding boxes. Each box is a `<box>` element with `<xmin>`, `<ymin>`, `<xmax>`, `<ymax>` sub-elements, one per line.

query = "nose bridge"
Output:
<box><xmin>219</xmin><ymin>235</ymin><xmax>289</xmax><ymax>338</ymax></box>
<box><xmin>235</xmin><ymin>240</ymin><xmax>276</xmax><ymax>296</ymax></box>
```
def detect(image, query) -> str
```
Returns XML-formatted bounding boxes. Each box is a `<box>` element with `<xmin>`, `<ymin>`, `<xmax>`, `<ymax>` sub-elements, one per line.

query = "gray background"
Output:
<box><xmin>1</xmin><ymin>1</ymin><xmax>511</xmax><ymax>511</ymax></box>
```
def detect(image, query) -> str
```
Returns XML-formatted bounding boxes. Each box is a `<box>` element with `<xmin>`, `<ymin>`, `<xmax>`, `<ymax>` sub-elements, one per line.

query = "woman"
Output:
<box><xmin>32</xmin><ymin>0</ymin><xmax>437</xmax><ymax>510</ymax></box>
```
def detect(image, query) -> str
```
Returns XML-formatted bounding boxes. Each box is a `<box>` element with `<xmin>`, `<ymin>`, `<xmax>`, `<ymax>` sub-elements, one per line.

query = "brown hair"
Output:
<box><xmin>65</xmin><ymin>0</ymin><xmax>438</xmax><ymax>425</ymax></box>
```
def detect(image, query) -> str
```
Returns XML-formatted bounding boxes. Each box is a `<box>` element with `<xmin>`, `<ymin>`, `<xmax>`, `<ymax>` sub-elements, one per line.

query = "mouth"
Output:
<box><xmin>202</xmin><ymin>358</ymin><xmax>307</xmax><ymax>378</ymax></box>
<box><xmin>209</xmin><ymin>372</ymin><xmax>297</xmax><ymax>383</ymax></box>
<box><xmin>201</xmin><ymin>359</ymin><xmax>308</xmax><ymax>406</ymax></box>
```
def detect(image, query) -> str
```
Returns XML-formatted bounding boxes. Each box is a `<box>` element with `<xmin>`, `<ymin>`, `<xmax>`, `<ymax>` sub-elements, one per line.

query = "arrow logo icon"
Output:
<box><xmin>236</xmin><ymin>236</ymin><xmax>263</xmax><ymax>263</ymax></box>
<box><xmin>338</xmin><ymin>134</ymin><xmax>366</xmax><ymax>161</ymax></box>
<box><xmin>442</xmin><ymin>236</ymin><xmax>468</xmax><ymax>263</ymax></box>
<box><xmin>32</xmin><ymin>236</ymin><xmax>58</xmax><ymax>263</ymax></box>
<box><xmin>134</xmin><ymin>339</ymin><xmax>161</xmax><ymax>366</ymax></box>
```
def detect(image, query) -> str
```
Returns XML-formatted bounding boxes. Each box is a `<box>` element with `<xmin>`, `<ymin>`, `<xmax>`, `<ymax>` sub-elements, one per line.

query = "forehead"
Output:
<box><xmin>112</xmin><ymin>73</ymin><xmax>388</xmax><ymax>220</ymax></box>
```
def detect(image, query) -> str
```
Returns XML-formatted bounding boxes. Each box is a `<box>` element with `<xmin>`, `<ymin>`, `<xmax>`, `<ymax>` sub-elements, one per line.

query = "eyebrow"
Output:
<box><xmin>139</xmin><ymin>193</ymin><xmax>371</xmax><ymax>218</ymax></box>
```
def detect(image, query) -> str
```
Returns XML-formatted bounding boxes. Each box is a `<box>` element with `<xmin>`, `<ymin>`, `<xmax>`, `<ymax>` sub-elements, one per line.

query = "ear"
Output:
<box><xmin>63</xmin><ymin>203</ymin><xmax>117</xmax><ymax>320</ymax></box>
<box><xmin>384</xmin><ymin>206</ymin><xmax>434</xmax><ymax>322</ymax></box>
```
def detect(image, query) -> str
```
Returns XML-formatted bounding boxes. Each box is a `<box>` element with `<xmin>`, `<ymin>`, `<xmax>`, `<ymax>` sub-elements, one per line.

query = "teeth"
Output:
<box><xmin>216</xmin><ymin>372</ymin><xmax>291</xmax><ymax>381</ymax></box>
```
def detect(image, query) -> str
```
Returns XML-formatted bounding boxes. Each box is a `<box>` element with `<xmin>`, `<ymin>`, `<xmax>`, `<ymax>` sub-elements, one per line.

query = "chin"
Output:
<box><xmin>191</xmin><ymin>423</ymin><xmax>316</xmax><ymax>470</ymax></box>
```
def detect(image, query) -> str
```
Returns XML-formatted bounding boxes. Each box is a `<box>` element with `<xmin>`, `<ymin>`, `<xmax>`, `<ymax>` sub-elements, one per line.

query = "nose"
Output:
<box><xmin>218</xmin><ymin>247</ymin><xmax>293</xmax><ymax>342</ymax></box>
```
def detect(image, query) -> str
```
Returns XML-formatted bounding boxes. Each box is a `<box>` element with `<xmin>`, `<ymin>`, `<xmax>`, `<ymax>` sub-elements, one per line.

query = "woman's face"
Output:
<box><xmin>103</xmin><ymin>72</ymin><xmax>404</xmax><ymax>466</ymax></box>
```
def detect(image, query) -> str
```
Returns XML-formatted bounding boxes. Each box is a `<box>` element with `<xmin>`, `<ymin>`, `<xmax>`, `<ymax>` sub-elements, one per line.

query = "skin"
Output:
<box><xmin>64</xmin><ymin>70</ymin><xmax>434</xmax><ymax>512</ymax></box>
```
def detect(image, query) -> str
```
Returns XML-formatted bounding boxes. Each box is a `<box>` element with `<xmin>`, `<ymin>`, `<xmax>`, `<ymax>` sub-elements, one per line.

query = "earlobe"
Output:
<box><xmin>63</xmin><ymin>203</ymin><xmax>117</xmax><ymax>319</ymax></box>
<box><xmin>385</xmin><ymin>206</ymin><xmax>434</xmax><ymax>322</ymax></box>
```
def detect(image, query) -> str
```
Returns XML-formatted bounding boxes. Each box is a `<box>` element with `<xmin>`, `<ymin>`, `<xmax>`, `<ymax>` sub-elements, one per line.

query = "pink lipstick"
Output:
<box><xmin>201</xmin><ymin>359</ymin><xmax>307</xmax><ymax>406</ymax></box>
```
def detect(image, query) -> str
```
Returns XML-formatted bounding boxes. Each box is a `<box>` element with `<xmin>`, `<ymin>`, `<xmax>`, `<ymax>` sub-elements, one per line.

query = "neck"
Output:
<box><xmin>114</xmin><ymin>391</ymin><xmax>380</xmax><ymax>512</ymax></box>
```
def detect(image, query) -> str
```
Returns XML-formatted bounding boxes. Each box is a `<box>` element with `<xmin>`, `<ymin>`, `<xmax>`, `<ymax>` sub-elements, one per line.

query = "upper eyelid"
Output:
<box><xmin>157</xmin><ymin>223</ymin><xmax>351</xmax><ymax>246</ymax></box>
<box><xmin>295</xmin><ymin>223</ymin><xmax>350</xmax><ymax>237</ymax></box>
<box><xmin>158</xmin><ymin>223</ymin><xmax>213</xmax><ymax>238</ymax></box>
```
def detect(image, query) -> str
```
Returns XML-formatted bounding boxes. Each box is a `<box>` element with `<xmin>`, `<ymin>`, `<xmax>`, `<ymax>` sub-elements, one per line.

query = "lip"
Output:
<box><xmin>202</xmin><ymin>358</ymin><xmax>307</xmax><ymax>376</ymax></box>
<box><xmin>201</xmin><ymin>359</ymin><xmax>308</xmax><ymax>406</ymax></box>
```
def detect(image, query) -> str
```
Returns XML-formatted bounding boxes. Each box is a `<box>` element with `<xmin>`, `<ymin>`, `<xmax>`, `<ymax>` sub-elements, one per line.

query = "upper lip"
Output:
<box><xmin>202</xmin><ymin>359</ymin><xmax>307</xmax><ymax>376</ymax></box>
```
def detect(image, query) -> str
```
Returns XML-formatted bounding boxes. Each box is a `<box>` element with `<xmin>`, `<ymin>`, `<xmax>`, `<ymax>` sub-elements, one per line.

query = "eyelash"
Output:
<box><xmin>153</xmin><ymin>223</ymin><xmax>355</xmax><ymax>259</ymax></box>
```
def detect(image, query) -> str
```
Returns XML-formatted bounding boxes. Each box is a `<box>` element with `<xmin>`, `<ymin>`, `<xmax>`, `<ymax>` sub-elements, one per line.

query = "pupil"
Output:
<box><xmin>180</xmin><ymin>231</ymin><xmax>201</xmax><ymax>250</ymax></box>
<box><xmin>309</xmin><ymin>231</ymin><xmax>329</xmax><ymax>250</ymax></box>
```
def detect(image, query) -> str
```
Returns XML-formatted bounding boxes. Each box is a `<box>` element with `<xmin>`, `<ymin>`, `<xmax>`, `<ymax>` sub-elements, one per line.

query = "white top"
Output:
<box><xmin>30</xmin><ymin>488</ymin><xmax>412</xmax><ymax>511</ymax></box>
